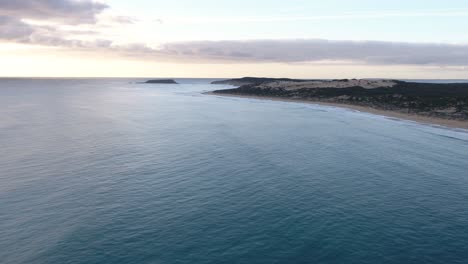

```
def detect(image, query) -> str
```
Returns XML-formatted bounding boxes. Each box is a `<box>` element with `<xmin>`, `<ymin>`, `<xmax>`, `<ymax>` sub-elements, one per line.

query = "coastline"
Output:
<box><xmin>205</xmin><ymin>92</ymin><xmax>468</xmax><ymax>130</ymax></box>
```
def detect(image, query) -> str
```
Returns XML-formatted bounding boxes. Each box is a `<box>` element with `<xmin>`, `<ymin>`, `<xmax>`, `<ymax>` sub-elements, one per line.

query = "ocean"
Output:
<box><xmin>1</xmin><ymin>78</ymin><xmax>468</xmax><ymax>264</ymax></box>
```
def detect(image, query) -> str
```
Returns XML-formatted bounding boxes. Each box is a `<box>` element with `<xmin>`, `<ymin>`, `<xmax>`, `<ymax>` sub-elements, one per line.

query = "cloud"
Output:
<box><xmin>0</xmin><ymin>0</ymin><xmax>110</xmax><ymax>48</ymax></box>
<box><xmin>0</xmin><ymin>16</ymin><xmax>34</xmax><ymax>40</ymax></box>
<box><xmin>108</xmin><ymin>15</ymin><xmax>139</xmax><ymax>24</ymax></box>
<box><xmin>0</xmin><ymin>15</ymin><xmax>110</xmax><ymax>49</ymax></box>
<box><xmin>22</xmin><ymin>33</ymin><xmax>113</xmax><ymax>49</ymax></box>
<box><xmin>0</xmin><ymin>0</ymin><xmax>108</xmax><ymax>24</ymax></box>
<box><xmin>153</xmin><ymin>18</ymin><xmax>164</xmax><ymax>24</ymax></box>
<box><xmin>1</xmin><ymin>1</ymin><xmax>467</xmax><ymax>68</ymax></box>
<box><xmin>156</xmin><ymin>39</ymin><xmax>468</xmax><ymax>66</ymax></box>
<box><xmin>4</xmin><ymin>31</ymin><xmax>468</xmax><ymax>67</ymax></box>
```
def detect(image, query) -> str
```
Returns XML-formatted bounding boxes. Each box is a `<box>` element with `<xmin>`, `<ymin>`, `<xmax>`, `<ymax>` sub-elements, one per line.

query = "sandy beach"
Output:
<box><xmin>206</xmin><ymin>92</ymin><xmax>468</xmax><ymax>130</ymax></box>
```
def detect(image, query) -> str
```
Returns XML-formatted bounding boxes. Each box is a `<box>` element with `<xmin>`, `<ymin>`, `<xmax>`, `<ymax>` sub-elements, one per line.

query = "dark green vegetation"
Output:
<box><xmin>212</xmin><ymin>78</ymin><xmax>468</xmax><ymax>120</ymax></box>
<box><xmin>212</xmin><ymin>77</ymin><xmax>311</xmax><ymax>86</ymax></box>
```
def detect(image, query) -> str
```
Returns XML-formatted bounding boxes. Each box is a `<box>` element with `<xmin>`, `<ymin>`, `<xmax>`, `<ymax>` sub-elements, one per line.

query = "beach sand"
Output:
<box><xmin>206</xmin><ymin>92</ymin><xmax>468</xmax><ymax>130</ymax></box>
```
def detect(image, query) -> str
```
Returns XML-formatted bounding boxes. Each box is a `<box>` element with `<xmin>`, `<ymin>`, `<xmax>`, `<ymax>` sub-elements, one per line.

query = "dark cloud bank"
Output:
<box><xmin>0</xmin><ymin>0</ymin><xmax>109</xmax><ymax>46</ymax></box>
<box><xmin>1</xmin><ymin>0</ymin><xmax>468</xmax><ymax>67</ymax></box>
<box><xmin>0</xmin><ymin>0</ymin><xmax>108</xmax><ymax>24</ymax></box>
<box><xmin>159</xmin><ymin>40</ymin><xmax>468</xmax><ymax>66</ymax></box>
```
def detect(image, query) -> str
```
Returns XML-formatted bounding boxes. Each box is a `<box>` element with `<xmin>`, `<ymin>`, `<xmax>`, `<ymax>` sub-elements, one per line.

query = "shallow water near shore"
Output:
<box><xmin>1</xmin><ymin>78</ymin><xmax>468</xmax><ymax>264</ymax></box>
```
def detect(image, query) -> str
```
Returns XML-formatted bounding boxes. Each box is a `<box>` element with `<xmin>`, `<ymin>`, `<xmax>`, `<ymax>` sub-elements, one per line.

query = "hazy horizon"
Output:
<box><xmin>3</xmin><ymin>77</ymin><xmax>468</xmax><ymax>80</ymax></box>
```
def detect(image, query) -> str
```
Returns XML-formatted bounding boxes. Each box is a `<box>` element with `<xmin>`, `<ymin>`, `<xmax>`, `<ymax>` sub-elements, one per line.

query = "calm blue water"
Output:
<box><xmin>1</xmin><ymin>78</ymin><xmax>468</xmax><ymax>264</ymax></box>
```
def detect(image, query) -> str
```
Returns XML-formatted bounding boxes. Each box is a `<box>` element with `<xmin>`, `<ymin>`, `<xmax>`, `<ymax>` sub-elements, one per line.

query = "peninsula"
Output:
<box><xmin>144</xmin><ymin>79</ymin><xmax>178</xmax><ymax>84</ymax></box>
<box><xmin>211</xmin><ymin>78</ymin><xmax>468</xmax><ymax>128</ymax></box>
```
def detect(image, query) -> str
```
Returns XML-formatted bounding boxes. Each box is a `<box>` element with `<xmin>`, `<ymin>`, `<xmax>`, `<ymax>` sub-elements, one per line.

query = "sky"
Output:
<box><xmin>1</xmin><ymin>0</ymin><xmax>468</xmax><ymax>78</ymax></box>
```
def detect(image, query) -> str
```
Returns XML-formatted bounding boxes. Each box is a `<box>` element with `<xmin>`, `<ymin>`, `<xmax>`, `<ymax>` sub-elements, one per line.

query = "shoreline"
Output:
<box><xmin>205</xmin><ymin>92</ymin><xmax>468</xmax><ymax>130</ymax></box>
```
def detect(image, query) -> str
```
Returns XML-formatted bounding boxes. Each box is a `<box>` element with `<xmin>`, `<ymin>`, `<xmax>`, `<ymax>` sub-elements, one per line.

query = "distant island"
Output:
<box><xmin>210</xmin><ymin>77</ymin><xmax>468</xmax><ymax>128</ymax></box>
<box><xmin>144</xmin><ymin>79</ymin><xmax>178</xmax><ymax>84</ymax></box>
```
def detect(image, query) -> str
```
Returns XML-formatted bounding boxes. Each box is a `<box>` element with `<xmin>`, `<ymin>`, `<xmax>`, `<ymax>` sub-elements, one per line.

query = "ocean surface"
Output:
<box><xmin>1</xmin><ymin>78</ymin><xmax>468</xmax><ymax>264</ymax></box>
